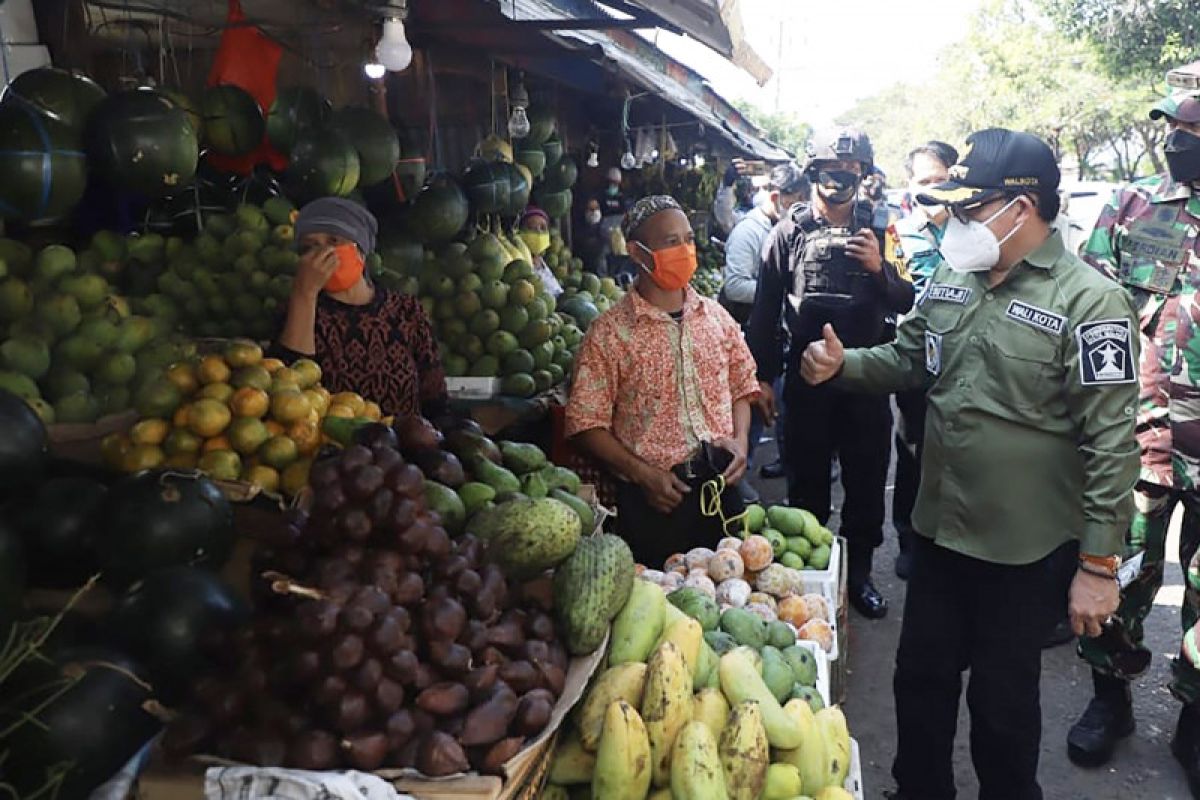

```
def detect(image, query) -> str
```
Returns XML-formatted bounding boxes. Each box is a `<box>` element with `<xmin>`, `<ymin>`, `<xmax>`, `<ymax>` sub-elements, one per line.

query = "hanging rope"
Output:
<box><xmin>699</xmin><ymin>475</ymin><xmax>749</xmax><ymax>538</ymax></box>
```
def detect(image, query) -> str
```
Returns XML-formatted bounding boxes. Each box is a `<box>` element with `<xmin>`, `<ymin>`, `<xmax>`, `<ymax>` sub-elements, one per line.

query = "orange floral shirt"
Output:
<box><xmin>566</xmin><ymin>286</ymin><xmax>760</xmax><ymax>471</ymax></box>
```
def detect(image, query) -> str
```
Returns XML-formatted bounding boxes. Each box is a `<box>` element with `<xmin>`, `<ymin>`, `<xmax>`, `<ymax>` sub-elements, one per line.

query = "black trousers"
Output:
<box><xmin>783</xmin><ymin>375</ymin><xmax>892</xmax><ymax>581</ymax></box>
<box><xmin>892</xmin><ymin>387</ymin><xmax>927</xmax><ymax>553</ymax></box>
<box><xmin>615</xmin><ymin>477</ymin><xmax>744</xmax><ymax>569</ymax></box>
<box><xmin>893</xmin><ymin>535</ymin><xmax>1067</xmax><ymax>800</ymax></box>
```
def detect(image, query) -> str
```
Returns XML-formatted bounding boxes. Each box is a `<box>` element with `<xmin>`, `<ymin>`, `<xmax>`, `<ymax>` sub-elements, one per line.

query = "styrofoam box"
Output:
<box><xmin>798</xmin><ymin>536</ymin><xmax>842</xmax><ymax>597</ymax></box>
<box><xmin>791</xmin><ymin>638</ymin><xmax>831</xmax><ymax>709</ymax></box>
<box><xmin>445</xmin><ymin>377</ymin><xmax>501</xmax><ymax>399</ymax></box>
<box><xmin>847</xmin><ymin>737</ymin><xmax>864</xmax><ymax>799</ymax></box>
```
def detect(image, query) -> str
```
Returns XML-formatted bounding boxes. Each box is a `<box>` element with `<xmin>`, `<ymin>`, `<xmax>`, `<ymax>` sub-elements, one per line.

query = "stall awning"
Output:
<box><xmin>618</xmin><ymin>0</ymin><xmax>771</xmax><ymax>84</ymax></box>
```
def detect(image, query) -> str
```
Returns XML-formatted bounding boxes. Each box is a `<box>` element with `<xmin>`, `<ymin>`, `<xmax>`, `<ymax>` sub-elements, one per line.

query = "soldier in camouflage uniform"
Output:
<box><xmin>1069</xmin><ymin>72</ymin><xmax>1200</xmax><ymax>794</ymax></box>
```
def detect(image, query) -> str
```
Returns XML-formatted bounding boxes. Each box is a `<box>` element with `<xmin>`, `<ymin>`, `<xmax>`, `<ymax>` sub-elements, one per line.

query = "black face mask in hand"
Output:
<box><xmin>1165</xmin><ymin>129</ymin><xmax>1200</xmax><ymax>184</ymax></box>
<box><xmin>816</xmin><ymin>169</ymin><xmax>860</xmax><ymax>204</ymax></box>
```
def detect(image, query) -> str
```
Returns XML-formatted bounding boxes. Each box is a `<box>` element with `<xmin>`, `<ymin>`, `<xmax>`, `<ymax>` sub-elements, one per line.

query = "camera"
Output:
<box><xmin>825</xmin><ymin>227</ymin><xmax>855</xmax><ymax>250</ymax></box>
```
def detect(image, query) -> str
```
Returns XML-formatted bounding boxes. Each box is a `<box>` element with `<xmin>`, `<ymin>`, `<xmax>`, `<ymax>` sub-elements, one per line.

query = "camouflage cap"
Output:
<box><xmin>1149</xmin><ymin>92</ymin><xmax>1200</xmax><ymax>123</ymax></box>
<box><xmin>621</xmin><ymin>195</ymin><xmax>684</xmax><ymax>240</ymax></box>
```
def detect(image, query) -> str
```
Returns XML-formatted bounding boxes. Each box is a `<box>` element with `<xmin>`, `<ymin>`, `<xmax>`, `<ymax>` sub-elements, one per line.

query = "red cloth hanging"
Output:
<box><xmin>205</xmin><ymin>0</ymin><xmax>287</xmax><ymax>174</ymax></box>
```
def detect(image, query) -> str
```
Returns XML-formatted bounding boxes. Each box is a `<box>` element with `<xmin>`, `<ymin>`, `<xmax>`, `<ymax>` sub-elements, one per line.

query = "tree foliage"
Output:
<box><xmin>1042</xmin><ymin>0</ymin><xmax>1200</xmax><ymax>80</ymax></box>
<box><xmin>733</xmin><ymin>100</ymin><xmax>812</xmax><ymax>157</ymax></box>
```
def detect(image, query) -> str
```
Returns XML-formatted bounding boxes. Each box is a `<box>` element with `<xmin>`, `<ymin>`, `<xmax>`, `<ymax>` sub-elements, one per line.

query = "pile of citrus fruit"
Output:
<box><xmin>102</xmin><ymin>339</ymin><xmax>383</xmax><ymax>496</ymax></box>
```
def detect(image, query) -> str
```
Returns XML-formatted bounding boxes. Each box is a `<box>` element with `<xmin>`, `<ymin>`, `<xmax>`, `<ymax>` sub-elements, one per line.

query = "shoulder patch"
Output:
<box><xmin>1076</xmin><ymin>318</ymin><xmax>1136</xmax><ymax>386</ymax></box>
<box><xmin>923</xmin><ymin>283</ymin><xmax>972</xmax><ymax>305</ymax></box>
<box><xmin>1006</xmin><ymin>300</ymin><xmax>1066</xmax><ymax>335</ymax></box>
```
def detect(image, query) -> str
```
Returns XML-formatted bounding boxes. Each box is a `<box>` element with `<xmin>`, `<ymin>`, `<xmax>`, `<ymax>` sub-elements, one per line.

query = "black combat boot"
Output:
<box><xmin>1171</xmin><ymin>702</ymin><xmax>1200</xmax><ymax>798</ymax></box>
<box><xmin>1067</xmin><ymin>671</ymin><xmax>1135</xmax><ymax>767</ymax></box>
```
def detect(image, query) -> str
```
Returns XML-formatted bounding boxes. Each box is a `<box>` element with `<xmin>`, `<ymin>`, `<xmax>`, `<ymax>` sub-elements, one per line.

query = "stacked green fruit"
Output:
<box><xmin>0</xmin><ymin>239</ymin><xmax>191</xmax><ymax>424</ymax></box>
<box><xmin>552</xmin><ymin>229</ymin><xmax>623</xmax><ymax>333</ymax></box>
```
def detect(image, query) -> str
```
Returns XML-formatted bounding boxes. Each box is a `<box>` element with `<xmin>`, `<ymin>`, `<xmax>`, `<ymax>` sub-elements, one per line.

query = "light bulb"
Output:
<box><xmin>364</xmin><ymin>61</ymin><xmax>386</xmax><ymax>80</ymax></box>
<box><xmin>621</xmin><ymin>151</ymin><xmax>636</xmax><ymax>170</ymax></box>
<box><xmin>508</xmin><ymin>106</ymin><xmax>531</xmax><ymax>139</ymax></box>
<box><xmin>376</xmin><ymin>18</ymin><xmax>413</xmax><ymax>72</ymax></box>
<box><xmin>587</xmin><ymin>151</ymin><xmax>599</xmax><ymax>168</ymax></box>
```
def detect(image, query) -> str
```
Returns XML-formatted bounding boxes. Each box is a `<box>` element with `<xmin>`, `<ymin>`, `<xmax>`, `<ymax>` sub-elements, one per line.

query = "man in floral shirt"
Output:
<box><xmin>566</xmin><ymin>195</ymin><xmax>760</xmax><ymax>567</ymax></box>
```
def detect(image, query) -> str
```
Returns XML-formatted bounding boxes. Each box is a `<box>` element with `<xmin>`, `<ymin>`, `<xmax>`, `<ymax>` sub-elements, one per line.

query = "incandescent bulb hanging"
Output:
<box><xmin>508</xmin><ymin>106</ymin><xmax>531</xmax><ymax>139</ymax></box>
<box><xmin>587</xmin><ymin>151</ymin><xmax>599</xmax><ymax>168</ymax></box>
<box><xmin>364</xmin><ymin>62</ymin><xmax>386</xmax><ymax>80</ymax></box>
<box><xmin>376</xmin><ymin>18</ymin><xmax>413</xmax><ymax>72</ymax></box>
<box><xmin>621</xmin><ymin>151</ymin><xmax>637</xmax><ymax>170</ymax></box>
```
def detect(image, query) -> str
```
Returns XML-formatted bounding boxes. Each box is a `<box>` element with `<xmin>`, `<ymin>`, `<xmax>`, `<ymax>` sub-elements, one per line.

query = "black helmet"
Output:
<box><xmin>804</xmin><ymin>127</ymin><xmax>874</xmax><ymax>174</ymax></box>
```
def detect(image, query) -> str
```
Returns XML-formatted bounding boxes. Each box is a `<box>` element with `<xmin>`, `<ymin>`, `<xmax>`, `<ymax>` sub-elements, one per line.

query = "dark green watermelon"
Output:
<box><xmin>522</xmin><ymin>107</ymin><xmax>556</xmax><ymax>148</ymax></box>
<box><xmin>2</xmin><ymin>67</ymin><xmax>106</xmax><ymax>129</ymax></box>
<box><xmin>559</xmin><ymin>294</ymin><xmax>600</xmax><ymax>330</ymax></box>
<box><xmin>331</xmin><ymin>106</ymin><xmax>401</xmax><ymax>188</ymax></box>
<box><xmin>14</xmin><ymin>476</ymin><xmax>107</xmax><ymax>588</ymax></box>
<box><xmin>542</xmin><ymin>135</ymin><xmax>563</xmax><ymax>167</ymax></box>
<box><xmin>503</xmin><ymin>161</ymin><xmax>531</xmax><ymax>216</ymax></box>
<box><xmin>266</xmin><ymin>86</ymin><xmax>330</xmax><ymax>154</ymax></box>
<box><xmin>108</xmin><ymin>566</ymin><xmax>246</xmax><ymax>703</ymax></box>
<box><xmin>0</xmin><ymin>101</ymin><xmax>87</xmax><ymax>221</ymax></box>
<box><xmin>515</xmin><ymin>148</ymin><xmax>546</xmax><ymax>179</ymax></box>
<box><xmin>534</xmin><ymin>186</ymin><xmax>572</xmax><ymax>220</ymax></box>
<box><xmin>88</xmin><ymin>89</ymin><xmax>198</xmax><ymax>198</ymax></box>
<box><xmin>0</xmin><ymin>387</ymin><xmax>47</xmax><ymax>499</ymax></box>
<box><xmin>2</xmin><ymin>653</ymin><xmax>161</xmax><ymax>799</ymax></box>
<box><xmin>99</xmin><ymin>469</ymin><xmax>234</xmax><ymax>586</ymax></box>
<box><xmin>285</xmin><ymin>128</ymin><xmax>360</xmax><ymax>202</ymax></box>
<box><xmin>201</xmin><ymin>84</ymin><xmax>264</xmax><ymax>157</ymax></box>
<box><xmin>543</xmin><ymin>155</ymin><xmax>578</xmax><ymax>192</ymax></box>
<box><xmin>462</xmin><ymin>159</ymin><xmax>511</xmax><ymax>216</ymax></box>
<box><xmin>162</xmin><ymin>90</ymin><xmax>203</xmax><ymax>137</ymax></box>
<box><xmin>410</xmin><ymin>173</ymin><xmax>469</xmax><ymax>244</ymax></box>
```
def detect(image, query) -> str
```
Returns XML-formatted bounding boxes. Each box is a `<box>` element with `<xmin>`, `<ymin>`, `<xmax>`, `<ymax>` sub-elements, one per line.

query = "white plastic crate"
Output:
<box><xmin>847</xmin><ymin>737</ymin><xmax>864</xmax><ymax>799</ymax></box>
<box><xmin>791</xmin><ymin>638</ymin><xmax>831</xmax><ymax>709</ymax></box>
<box><xmin>798</xmin><ymin>536</ymin><xmax>842</xmax><ymax>597</ymax></box>
<box><xmin>445</xmin><ymin>377</ymin><xmax>501</xmax><ymax>399</ymax></box>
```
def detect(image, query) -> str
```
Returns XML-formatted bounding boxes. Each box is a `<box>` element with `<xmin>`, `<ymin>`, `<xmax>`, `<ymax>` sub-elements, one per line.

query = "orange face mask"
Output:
<box><xmin>325</xmin><ymin>243</ymin><xmax>365</xmax><ymax>292</ymax></box>
<box><xmin>634</xmin><ymin>241</ymin><xmax>698</xmax><ymax>290</ymax></box>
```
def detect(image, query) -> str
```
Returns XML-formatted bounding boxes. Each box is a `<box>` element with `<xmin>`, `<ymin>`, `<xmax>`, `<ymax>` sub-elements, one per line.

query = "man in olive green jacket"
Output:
<box><xmin>802</xmin><ymin>128</ymin><xmax>1139</xmax><ymax>800</ymax></box>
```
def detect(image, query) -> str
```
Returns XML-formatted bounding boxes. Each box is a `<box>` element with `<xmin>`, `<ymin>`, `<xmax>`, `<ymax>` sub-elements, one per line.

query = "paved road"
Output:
<box><xmin>746</xmin><ymin>439</ymin><xmax>1194</xmax><ymax>799</ymax></box>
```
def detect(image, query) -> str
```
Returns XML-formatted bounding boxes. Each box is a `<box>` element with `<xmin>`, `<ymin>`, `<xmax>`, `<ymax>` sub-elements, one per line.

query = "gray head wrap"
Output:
<box><xmin>294</xmin><ymin>197</ymin><xmax>379</xmax><ymax>254</ymax></box>
<box><xmin>621</xmin><ymin>195</ymin><xmax>684</xmax><ymax>240</ymax></box>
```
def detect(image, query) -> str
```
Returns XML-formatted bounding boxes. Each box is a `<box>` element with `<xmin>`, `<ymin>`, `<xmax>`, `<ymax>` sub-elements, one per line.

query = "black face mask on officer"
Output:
<box><xmin>816</xmin><ymin>169</ymin><xmax>860</xmax><ymax>205</ymax></box>
<box><xmin>1166</xmin><ymin>129</ymin><xmax>1200</xmax><ymax>184</ymax></box>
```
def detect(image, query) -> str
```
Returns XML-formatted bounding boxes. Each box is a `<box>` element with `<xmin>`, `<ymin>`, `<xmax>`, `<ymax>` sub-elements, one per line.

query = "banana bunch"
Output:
<box><xmin>544</xmin><ymin>577</ymin><xmax>859</xmax><ymax>799</ymax></box>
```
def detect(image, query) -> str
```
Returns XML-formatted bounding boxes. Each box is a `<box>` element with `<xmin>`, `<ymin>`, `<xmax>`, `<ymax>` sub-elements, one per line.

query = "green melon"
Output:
<box><xmin>542</xmin><ymin>135</ymin><xmax>563</xmax><ymax>167</ymax></box>
<box><xmin>201</xmin><ymin>84</ymin><xmax>264</xmax><ymax>157</ymax></box>
<box><xmin>534</xmin><ymin>187</ymin><xmax>572</xmax><ymax>220</ymax></box>
<box><xmin>515</xmin><ymin>149</ymin><xmax>546</xmax><ymax>180</ymax></box>
<box><xmin>503</xmin><ymin>161</ymin><xmax>531</xmax><ymax>216</ymax></box>
<box><xmin>266</xmin><ymin>86</ymin><xmax>330</xmax><ymax>154</ymax></box>
<box><xmin>522</xmin><ymin>107</ymin><xmax>557</xmax><ymax>148</ymax></box>
<box><xmin>162</xmin><ymin>91</ymin><xmax>202</xmax><ymax>137</ymax></box>
<box><xmin>3</xmin><ymin>67</ymin><xmax>106</xmax><ymax>129</ymax></box>
<box><xmin>89</xmin><ymin>89</ymin><xmax>198</xmax><ymax>199</ymax></box>
<box><xmin>462</xmin><ymin>160</ymin><xmax>511</xmax><ymax>216</ymax></box>
<box><xmin>331</xmin><ymin>106</ymin><xmax>400</xmax><ymax>188</ymax></box>
<box><xmin>285</xmin><ymin>128</ymin><xmax>360</xmax><ymax>202</ymax></box>
<box><xmin>0</xmin><ymin>102</ymin><xmax>87</xmax><ymax>221</ymax></box>
<box><xmin>543</xmin><ymin>155</ymin><xmax>578</xmax><ymax>192</ymax></box>
<box><xmin>410</xmin><ymin>174</ymin><xmax>469</xmax><ymax>244</ymax></box>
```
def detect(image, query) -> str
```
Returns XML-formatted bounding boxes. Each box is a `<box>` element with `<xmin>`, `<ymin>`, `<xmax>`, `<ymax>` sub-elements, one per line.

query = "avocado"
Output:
<box><xmin>499</xmin><ymin>440</ymin><xmax>548</xmax><ymax>474</ymax></box>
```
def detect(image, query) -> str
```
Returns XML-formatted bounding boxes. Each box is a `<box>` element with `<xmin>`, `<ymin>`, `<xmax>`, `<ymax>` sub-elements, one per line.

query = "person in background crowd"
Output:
<box><xmin>891</xmin><ymin>140</ymin><xmax>958</xmax><ymax>581</ymax></box>
<box><xmin>1067</xmin><ymin>68</ymin><xmax>1200</xmax><ymax>795</ymax></box>
<box><xmin>747</xmin><ymin>127</ymin><xmax>914</xmax><ymax>619</ymax></box>
<box><xmin>720</xmin><ymin>161</ymin><xmax>810</xmax><ymax>504</ymax></box>
<box><xmin>575</xmin><ymin>196</ymin><xmax>608</xmax><ymax>274</ymax></box>
<box><xmin>802</xmin><ymin>127</ymin><xmax>1136</xmax><ymax>800</ymax></box>
<box><xmin>271</xmin><ymin>197</ymin><xmax>447</xmax><ymax>418</ymax></box>
<box><xmin>714</xmin><ymin>158</ymin><xmax>757</xmax><ymax>236</ymax></box>
<box><xmin>566</xmin><ymin>196</ymin><xmax>759</xmax><ymax>568</ymax></box>
<box><xmin>599</xmin><ymin>167</ymin><xmax>630</xmax><ymax>230</ymax></box>
<box><xmin>861</xmin><ymin>166</ymin><xmax>888</xmax><ymax>205</ymax></box>
<box><xmin>517</xmin><ymin>207</ymin><xmax>564</xmax><ymax>299</ymax></box>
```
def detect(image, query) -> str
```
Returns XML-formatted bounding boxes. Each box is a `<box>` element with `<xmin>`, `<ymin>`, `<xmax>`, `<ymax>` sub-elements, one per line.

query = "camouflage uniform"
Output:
<box><xmin>1079</xmin><ymin>172</ymin><xmax>1200</xmax><ymax>702</ymax></box>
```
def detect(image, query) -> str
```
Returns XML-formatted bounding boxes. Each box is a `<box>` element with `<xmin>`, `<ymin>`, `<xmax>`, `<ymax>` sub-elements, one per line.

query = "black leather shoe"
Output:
<box><xmin>759</xmin><ymin>460</ymin><xmax>785</xmax><ymax>479</ymax></box>
<box><xmin>1067</xmin><ymin>671</ymin><xmax>1134</xmax><ymax>767</ymax></box>
<box><xmin>1172</xmin><ymin>703</ymin><xmax>1200</xmax><ymax>798</ymax></box>
<box><xmin>894</xmin><ymin>550</ymin><xmax>912</xmax><ymax>581</ymax></box>
<box><xmin>1042</xmin><ymin>617</ymin><xmax>1075</xmax><ymax>649</ymax></box>
<box><xmin>849</xmin><ymin>579</ymin><xmax>888</xmax><ymax>619</ymax></box>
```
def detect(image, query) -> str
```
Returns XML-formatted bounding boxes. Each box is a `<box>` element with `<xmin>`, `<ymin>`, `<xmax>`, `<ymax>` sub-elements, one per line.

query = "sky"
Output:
<box><xmin>649</xmin><ymin>0</ymin><xmax>984</xmax><ymax>126</ymax></box>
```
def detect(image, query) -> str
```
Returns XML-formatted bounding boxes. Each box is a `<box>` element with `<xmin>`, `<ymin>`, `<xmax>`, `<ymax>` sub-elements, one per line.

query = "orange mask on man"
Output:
<box><xmin>325</xmin><ymin>243</ymin><xmax>365</xmax><ymax>292</ymax></box>
<box><xmin>635</xmin><ymin>241</ymin><xmax>698</xmax><ymax>290</ymax></box>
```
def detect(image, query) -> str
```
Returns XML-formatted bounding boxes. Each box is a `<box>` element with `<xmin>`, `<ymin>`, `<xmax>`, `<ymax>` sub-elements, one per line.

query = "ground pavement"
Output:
<box><xmin>746</xmin><ymin>437</ymin><xmax>1193</xmax><ymax>799</ymax></box>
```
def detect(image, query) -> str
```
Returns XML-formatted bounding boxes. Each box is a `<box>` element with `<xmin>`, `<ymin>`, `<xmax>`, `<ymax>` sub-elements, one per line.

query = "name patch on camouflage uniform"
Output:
<box><xmin>1076</xmin><ymin>319</ymin><xmax>1136</xmax><ymax>386</ymax></box>
<box><xmin>1006</xmin><ymin>300</ymin><xmax>1066</xmax><ymax>335</ymax></box>
<box><xmin>924</xmin><ymin>284</ymin><xmax>972</xmax><ymax>305</ymax></box>
<box><xmin>1118</xmin><ymin>216</ymin><xmax>1187</xmax><ymax>293</ymax></box>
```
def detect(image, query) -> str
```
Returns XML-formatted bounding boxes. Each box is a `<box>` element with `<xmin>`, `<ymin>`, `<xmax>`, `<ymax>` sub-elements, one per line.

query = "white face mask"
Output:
<box><xmin>585</xmin><ymin>210</ymin><xmax>602</xmax><ymax>225</ymax></box>
<box><xmin>939</xmin><ymin>197</ymin><xmax>1025</xmax><ymax>273</ymax></box>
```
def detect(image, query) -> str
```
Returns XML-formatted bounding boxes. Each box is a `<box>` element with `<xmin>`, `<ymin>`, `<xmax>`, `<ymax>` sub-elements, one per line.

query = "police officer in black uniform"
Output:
<box><xmin>747</xmin><ymin>127</ymin><xmax>915</xmax><ymax>618</ymax></box>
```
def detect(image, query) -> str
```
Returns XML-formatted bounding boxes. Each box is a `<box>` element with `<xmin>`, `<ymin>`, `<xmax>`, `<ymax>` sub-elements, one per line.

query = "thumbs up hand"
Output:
<box><xmin>801</xmin><ymin>324</ymin><xmax>846</xmax><ymax>385</ymax></box>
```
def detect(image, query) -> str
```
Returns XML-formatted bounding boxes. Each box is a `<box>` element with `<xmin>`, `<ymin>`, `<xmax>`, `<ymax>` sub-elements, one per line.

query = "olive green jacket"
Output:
<box><xmin>839</xmin><ymin>231</ymin><xmax>1139</xmax><ymax>564</ymax></box>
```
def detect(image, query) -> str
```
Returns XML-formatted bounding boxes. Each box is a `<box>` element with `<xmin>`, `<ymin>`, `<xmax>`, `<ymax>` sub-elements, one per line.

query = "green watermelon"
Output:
<box><xmin>3</xmin><ymin>67</ymin><xmax>106</xmax><ymax>129</ymax></box>
<box><xmin>534</xmin><ymin>187</ymin><xmax>572</xmax><ymax>220</ymax></box>
<box><xmin>330</xmin><ymin>106</ymin><xmax>401</xmax><ymax>187</ymax></box>
<box><xmin>162</xmin><ymin>90</ymin><xmax>203</xmax><ymax>137</ymax></box>
<box><xmin>266</xmin><ymin>86</ymin><xmax>330</xmax><ymax>153</ymax></box>
<box><xmin>543</xmin><ymin>155</ymin><xmax>578</xmax><ymax>192</ymax></box>
<box><xmin>285</xmin><ymin>128</ymin><xmax>360</xmax><ymax>202</ymax></box>
<box><xmin>522</xmin><ymin>107</ymin><xmax>556</xmax><ymax>148</ymax></box>
<box><xmin>542</xmin><ymin>134</ymin><xmax>563</xmax><ymax>167</ymax></box>
<box><xmin>462</xmin><ymin>160</ymin><xmax>511</xmax><ymax>216</ymax></box>
<box><xmin>89</xmin><ymin>89</ymin><xmax>198</xmax><ymax>199</ymax></box>
<box><xmin>0</xmin><ymin>102</ymin><xmax>87</xmax><ymax>221</ymax></box>
<box><xmin>201</xmin><ymin>84</ymin><xmax>264</xmax><ymax>156</ymax></box>
<box><xmin>515</xmin><ymin>148</ymin><xmax>546</xmax><ymax>179</ymax></box>
<box><xmin>504</xmin><ymin>161</ymin><xmax>531</xmax><ymax>216</ymax></box>
<box><xmin>410</xmin><ymin>174</ymin><xmax>469</xmax><ymax>244</ymax></box>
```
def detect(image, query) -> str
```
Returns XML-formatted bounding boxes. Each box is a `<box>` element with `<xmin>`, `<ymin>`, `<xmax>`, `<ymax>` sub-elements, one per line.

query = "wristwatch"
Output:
<box><xmin>1079</xmin><ymin>553</ymin><xmax>1121</xmax><ymax>577</ymax></box>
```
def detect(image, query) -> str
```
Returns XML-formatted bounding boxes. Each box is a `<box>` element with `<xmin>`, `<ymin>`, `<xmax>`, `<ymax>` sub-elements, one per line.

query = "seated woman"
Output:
<box><xmin>270</xmin><ymin>197</ymin><xmax>447</xmax><ymax>418</ymax></box>
<box><xmin>517</xmin><ymin>207</ymin><xmax>563</xmax><ymax>298</ymax></box>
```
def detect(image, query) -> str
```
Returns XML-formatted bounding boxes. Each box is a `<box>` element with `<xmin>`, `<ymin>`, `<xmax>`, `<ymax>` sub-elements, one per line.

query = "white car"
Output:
<box><xmin>1057</xmin><ymin>180</ymin><xmax>1119</xmax><ymax>255</ymax></box>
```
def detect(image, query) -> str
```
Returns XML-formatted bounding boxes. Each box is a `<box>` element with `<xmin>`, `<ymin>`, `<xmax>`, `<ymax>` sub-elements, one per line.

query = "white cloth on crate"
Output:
<box><xmin>204</xmin><ymin>766</ymin><xmax>410</xmax><ymax>800</ymax></box>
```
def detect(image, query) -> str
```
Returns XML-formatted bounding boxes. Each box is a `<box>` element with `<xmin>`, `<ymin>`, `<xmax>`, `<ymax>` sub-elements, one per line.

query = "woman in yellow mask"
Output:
<box><xmin>517</xmin><ymin>206</ymin><xmax>564</xmax><ymax>299</ymax></box>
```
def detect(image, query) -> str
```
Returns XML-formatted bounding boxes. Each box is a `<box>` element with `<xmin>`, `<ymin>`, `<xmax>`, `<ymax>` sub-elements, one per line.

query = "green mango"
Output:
<box><xmin>499</xmin><ymin>440</ymin><xmax>548</xmax><ymax>474</ymax></box>
<box><xmin>457</xmin><ymin>481</ymin><xmax>497</xmax><ymax>516</ymax></box>
<box><xmin>766</xmin><ymin>505</ymin><xmax>807</xmax><ymax>537</ymax></box>
<box><xmin>786</xmin><ymin>536</ymin><xmax>813</xmax><ymax>559</ymax></box>
<box><xmin>667</xmin><ymin>587</ymin><xmax>720</xmax><ymax>632</ymax></box>
<box><xmin>424</xmin><ymin>480</ymin><xmax>467</xmax><ymax>534</ymax></box>
<box><xmin>703</xmin><ymin>630</ymin><xmax>737</xmax><ymax>655</ymax></box>
<box><xmin>549</xmin><ymin>488</ymin><xmax>595</xmax><ymax>533</ymax></box>
<box><xmin>522</xmin><ymin>470</ymin><xmax>549</xmax><ymax>499</ymax></box>
<box><xmin>761</xmin><ymin>646</ymin><xmax>795</xmax><ymax>703</ymax></box>
<box><xmin>719</xmin><ymin>607</ymin><xmax>767</xmax><ymax>649</ymax></box>
<box><xmin>779</xmin><ymin>552</ymin><xmax>806</xmax><ymax>570</ymax></box>
<box><xmin>766</xmin><ymin>619</ymin><xmax>796</xmax><ymax>649</ymax></box>
<box><xmin>473</xmin><ymin>457</ymin><xmax>521</xmax><ymax>494</ymax></box>
<box><xmin>539</xmin><ymin>464</ymin><xmax>581</xmax><ymax>494</ymax></box>
<box><xmin>743</xmin><ymin>503</ymin><xmax>766</xmax><ymax>534</ymax></box>
<box><xmin>808</xmin><ymin>543</ymin><xmax>832</xmax><ymax>571</ymax></box>
<box><xmin>762</xmin><ymin>528</ymin><xmax>787</xmax><ymax>558</ymax></box>
<box><xmin>782</xmin><ymin>644</ymin><xmax>817</xmax><ymax>686</ymax></box>
<box><xmin>789</xmin><ymin>683</ymin><xmax>825</xmax><ymax>713</ymax></box>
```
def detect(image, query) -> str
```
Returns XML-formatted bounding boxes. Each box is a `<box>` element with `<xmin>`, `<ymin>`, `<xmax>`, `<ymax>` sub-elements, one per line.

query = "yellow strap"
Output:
<box><xmin>699</xmin><ymin>476</ymin><xmax>749</xmax><ymax>539</ymax></box>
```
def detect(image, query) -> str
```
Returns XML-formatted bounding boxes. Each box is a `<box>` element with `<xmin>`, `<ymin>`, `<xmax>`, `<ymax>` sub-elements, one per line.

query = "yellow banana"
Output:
<box><xmin>609</xmin><ymin>579</ymin><xmax>666</xmax><ymax>666</ymax></box>
<box><xmin>691</xmin><ymin>687</ymin><xmax>731</xmax><ymax>740</ymax></box>
<box><xmin>717</xmin><ymin>649</ymin><xmax>803</xmax><ymax>749</ymax></box>
<box><xmin>593</xmin><ymin>699</ymin><xmax>652</xmax><ymax>800</ymax></box>
<box><xmin>669</xmin><ymin>720</ymin><xmax>729</xmax><ymax>800</ymax></box>
<box><xmin>718</xmin><ymin>700</ymin><xmax>769</xmax><ymax>800</ymax></box>
<box><xmin>548</xmin><ymin>726</ymin><xmax>595</xmax><ymax>785</ymax></box>
<box><xmin>575</xmin><ymin>662</ymin><xmax>649</xmax><ymax>751</ymax></box>
<box><xmin>641</xmin><ymin>640</ymin><xmax>693</xmax><ymax>787</ymax></box>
